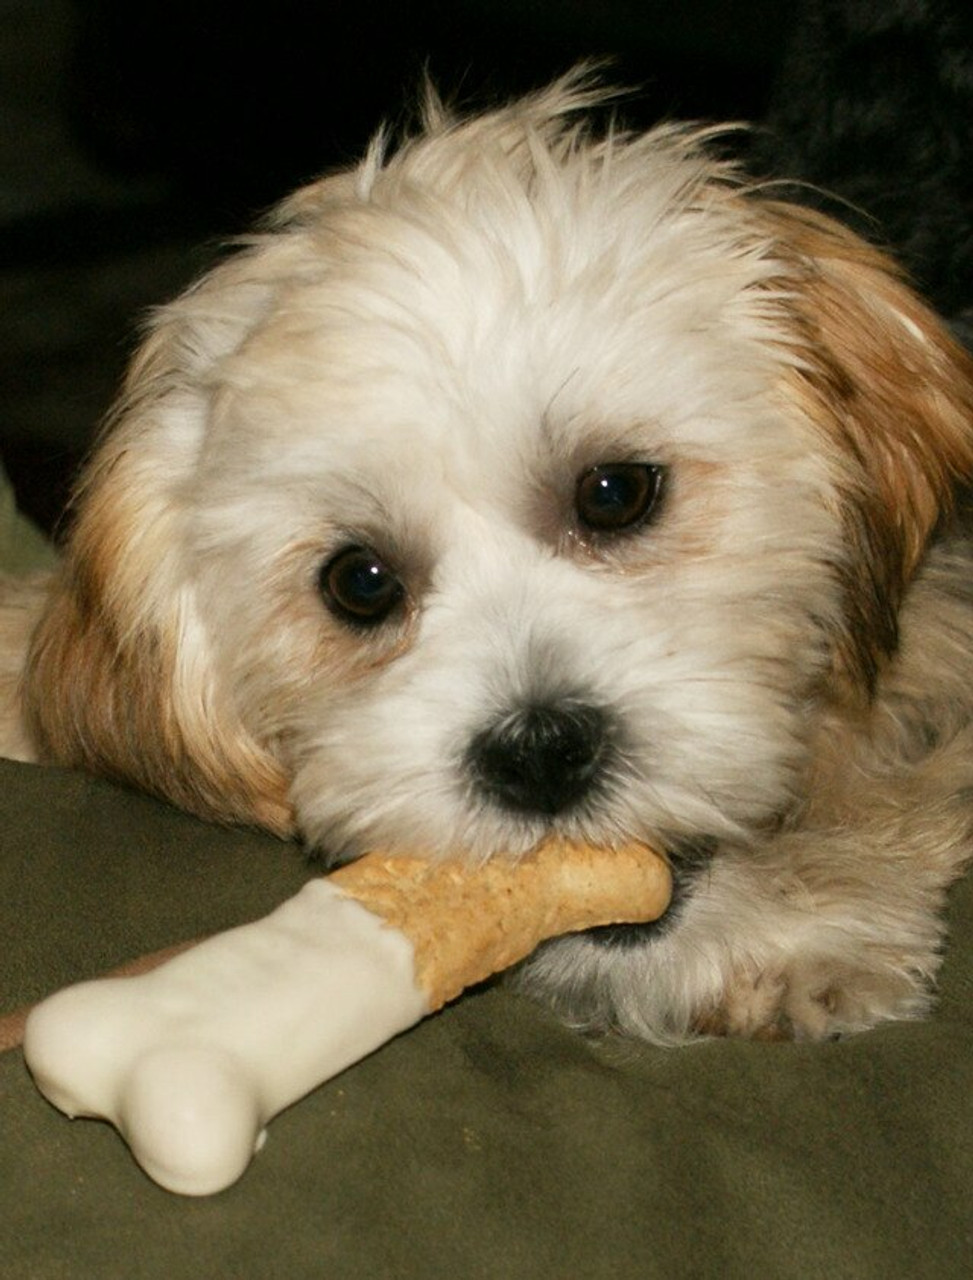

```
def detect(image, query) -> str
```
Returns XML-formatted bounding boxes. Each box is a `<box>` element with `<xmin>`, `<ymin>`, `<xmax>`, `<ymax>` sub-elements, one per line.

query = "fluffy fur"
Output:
<box><xmin>4</xmin><ymin>73</ymin><xmax>973</xmax><ymax>1043</ymax></box>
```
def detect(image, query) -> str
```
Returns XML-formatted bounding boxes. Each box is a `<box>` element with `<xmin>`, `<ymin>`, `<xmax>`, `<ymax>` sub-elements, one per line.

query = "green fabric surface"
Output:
<box><xmin>2</xmin><ymin>756</ymin><xmax>972</xmax><ymax>1279</ymax></box>
<box><xmin>0</xmin><ymin>462</ymin><xmax>57</xmax><ymax>575</ymax></box>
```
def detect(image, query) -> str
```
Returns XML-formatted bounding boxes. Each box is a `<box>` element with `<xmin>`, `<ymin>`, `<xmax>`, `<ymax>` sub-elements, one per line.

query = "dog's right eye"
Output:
<box><xmin>318</xmin><ymin>545</ymin><xmax>405</xmax><ymax>627</ymax></box>
<box><xmin>575</xmin><ymin>462</ymin><xmax>665</xmax><ymax>535</ymax></box>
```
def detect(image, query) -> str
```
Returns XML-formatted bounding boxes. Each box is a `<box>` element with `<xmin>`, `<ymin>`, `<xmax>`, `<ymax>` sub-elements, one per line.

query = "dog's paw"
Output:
<box><xmin>782</xmin><ymin>957</ymin><xmax>933</xmax><ymax>1039</ymax></box>
<box><xmin>695</xmin><ymin>956</ymin><xmax>932</xmax><ymax>1041</ymax></box>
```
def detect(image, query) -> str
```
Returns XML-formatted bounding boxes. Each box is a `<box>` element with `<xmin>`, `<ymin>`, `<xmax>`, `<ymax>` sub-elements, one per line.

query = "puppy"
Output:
<box><xmin>4</xmin><ymin>73</ymin><xmax>973</xmax><ymax>1043</ymax></box>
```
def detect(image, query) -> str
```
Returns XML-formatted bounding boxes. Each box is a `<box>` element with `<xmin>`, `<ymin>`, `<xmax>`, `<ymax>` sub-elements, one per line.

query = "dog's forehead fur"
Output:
<box><xmin>178</xmin><ymin>95</ymin><xmax>829</xmax><ymax>585</ymax></box>
<box><xmin>199</xmin><ymin>105</ymin><xmax>790</xmax><ymax>459</ymax></box>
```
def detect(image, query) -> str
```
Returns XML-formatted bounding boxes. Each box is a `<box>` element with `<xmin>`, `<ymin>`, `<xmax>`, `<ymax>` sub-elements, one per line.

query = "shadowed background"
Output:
<box><xmin>0</xmin><ymin>0</ymin><xmax>791</xmax><ymax>536</ymax></box>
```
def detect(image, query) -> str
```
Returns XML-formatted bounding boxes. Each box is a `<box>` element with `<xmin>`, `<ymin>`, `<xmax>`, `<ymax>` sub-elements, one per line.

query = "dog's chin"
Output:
<box><xmin>291</xmin><ymin>750</ymin><xmax>612</xmax><ymax>867</ymax></box>
<box><xmin>301</xmin><ymin>772</ymin><xmax>723</xmax><ymax>888</ymax></box>
<box><xmin>296</xmin><ymin>773</ymin><xmax>636</xmax><ymax>868</ymax></box>
<box><xmin>304</xmin><ymin>807</ymin><xmax>620</xmax><ymax>870</ymax></box>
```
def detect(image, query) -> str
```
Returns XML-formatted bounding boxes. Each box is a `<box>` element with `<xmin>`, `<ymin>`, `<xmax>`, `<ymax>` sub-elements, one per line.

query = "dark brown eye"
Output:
<box><xmin>318</xmin><ymin>545</ymin><xmax>404</xmax><ymax>627</ymax></box>
<box><xmin>575</xmin><ymin>463</ymin><xmax>665</xmax><ymax>533</ymax></box>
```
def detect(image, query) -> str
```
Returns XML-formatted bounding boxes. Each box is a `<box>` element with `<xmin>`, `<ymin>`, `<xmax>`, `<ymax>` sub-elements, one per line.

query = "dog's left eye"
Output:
<box><xmin>318</xmin><ymin>545</ymin><xmax>405</xmax><ymax>627</ymax></box>
<box><xmin>575</xmin><ymin>463</ymin><xmax>665</xmax><ymax>534</ymax></box>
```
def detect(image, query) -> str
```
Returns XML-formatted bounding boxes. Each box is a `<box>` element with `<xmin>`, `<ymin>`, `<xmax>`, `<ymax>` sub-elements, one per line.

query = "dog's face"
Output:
<box><xmin>24</xmin><ymin>77</ymin><xmax>973</xmax><ymax>865</ymax></box>
<box><xmin>189</xmin><ymin>186</ymin><xmax>840</xmax><ymax>865</ymax></box>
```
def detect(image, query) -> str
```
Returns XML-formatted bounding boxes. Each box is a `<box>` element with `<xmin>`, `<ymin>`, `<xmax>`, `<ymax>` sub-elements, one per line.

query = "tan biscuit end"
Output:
<box><xmin>330</xmin><ymin>838</ymin><xmax>671</xmax><ymax>1010</ymax></box>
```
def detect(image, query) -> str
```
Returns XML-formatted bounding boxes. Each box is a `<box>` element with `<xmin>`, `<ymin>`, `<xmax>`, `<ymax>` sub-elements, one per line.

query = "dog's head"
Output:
<box><xmin>25</xmin><ymin>74</ymin><xmax>973</xmax><ymax>862</ymax></box>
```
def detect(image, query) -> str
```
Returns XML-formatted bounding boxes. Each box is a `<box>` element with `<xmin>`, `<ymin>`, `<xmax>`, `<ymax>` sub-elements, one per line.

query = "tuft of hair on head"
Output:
<box><xmin>355</xmin><ymin>61</ymin><xmax>634</xmax><ymax>195</ymax></box>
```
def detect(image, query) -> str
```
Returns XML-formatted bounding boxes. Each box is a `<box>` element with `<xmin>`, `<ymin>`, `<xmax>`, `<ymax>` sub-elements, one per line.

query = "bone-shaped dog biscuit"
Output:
<box><xmin>23</xmin><ymin>839</ymin><xmax>669</xmax><ymax>1196</ymax></box>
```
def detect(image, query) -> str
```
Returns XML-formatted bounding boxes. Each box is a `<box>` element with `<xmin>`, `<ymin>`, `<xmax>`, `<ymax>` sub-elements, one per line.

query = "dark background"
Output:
<box><xmin>0</xmin><ymin>0</ymin><xmax>795</xmax><ymax>537</ymax></box>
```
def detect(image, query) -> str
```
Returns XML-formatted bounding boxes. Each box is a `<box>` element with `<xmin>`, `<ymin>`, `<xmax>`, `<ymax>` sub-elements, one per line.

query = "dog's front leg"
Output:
<box><xmin>683</xmin><ymin>808</ymin><xmax>970</xmax><ymax>1041</ymax></box>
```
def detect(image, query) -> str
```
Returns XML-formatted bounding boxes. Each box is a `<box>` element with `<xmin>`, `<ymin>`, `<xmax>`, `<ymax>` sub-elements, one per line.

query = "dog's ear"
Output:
<box><xmin>768</xmin><ymin>203</ymin><xmax>973</xmax><ymax>696</ymax></box>
<box><xmin>24</xmin><ymin>283</ymin><xmax>295</xmax><ymax>837</ymax></box>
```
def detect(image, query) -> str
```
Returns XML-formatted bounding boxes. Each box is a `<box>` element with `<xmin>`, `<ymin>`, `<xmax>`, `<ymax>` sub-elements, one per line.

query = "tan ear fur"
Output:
<box><xmin>767</xmin><ymin>203</ymin><xmax>973</xmax><ymax>694</ymax></box>
<box><xmin>23</xmin><ymin>323</ymin><xmax>295</xmax><ymax>838</ymax></box>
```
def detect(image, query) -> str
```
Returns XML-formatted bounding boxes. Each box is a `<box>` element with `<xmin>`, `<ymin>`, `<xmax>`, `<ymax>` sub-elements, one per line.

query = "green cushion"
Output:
<box><xmin>2</xmin><ymin>756</ymin><xmax>972</xmax><ymax>1279</ymax></box>
<box><xmin>0</xmin><ymin>463</ymin><xmax>57</xmax><ymax>575</ymax></box>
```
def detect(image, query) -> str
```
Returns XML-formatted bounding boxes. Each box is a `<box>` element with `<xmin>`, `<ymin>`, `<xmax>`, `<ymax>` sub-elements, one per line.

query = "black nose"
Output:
<box><xmin>468</xmin><ymin>703</ymin><xmax>609</xmax><ymax>816</ymax></box>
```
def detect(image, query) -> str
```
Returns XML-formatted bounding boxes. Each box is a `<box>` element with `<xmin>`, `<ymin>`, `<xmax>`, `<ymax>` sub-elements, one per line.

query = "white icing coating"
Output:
<box><xmin>23</xmin><ymin>880</ymin><xmax>428</xmax><ymax>1195</ymax></box>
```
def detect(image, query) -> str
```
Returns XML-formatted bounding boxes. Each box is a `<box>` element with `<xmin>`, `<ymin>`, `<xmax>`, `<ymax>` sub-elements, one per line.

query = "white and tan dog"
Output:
<box><xmin>3</xmin><ymin>73</ymin><xmax>973</xmax><ymax>1043</ymax></box>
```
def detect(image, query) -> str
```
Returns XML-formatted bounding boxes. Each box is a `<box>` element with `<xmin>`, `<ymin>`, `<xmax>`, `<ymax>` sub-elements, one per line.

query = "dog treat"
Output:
<box><xmin>0</xmin><ymin>943</ymin><xmax>195</xmax><ymax>1055</ymax></box>
<box><xmin>23</xmin><ymin>838</ymin><xmax>669</xmax><ymax>1196</ymax></box>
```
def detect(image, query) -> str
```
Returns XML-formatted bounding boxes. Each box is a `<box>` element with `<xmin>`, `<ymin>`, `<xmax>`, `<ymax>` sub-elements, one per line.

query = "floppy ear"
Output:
<box><xmin>24</xmin><ymin>286</ymin><xmax>295</xmax><ymax>837</ymax></box>
<box><xmin>767</xmin><ymin>203</ymin><xmax>973</xmax><ymax>696</ymax></box>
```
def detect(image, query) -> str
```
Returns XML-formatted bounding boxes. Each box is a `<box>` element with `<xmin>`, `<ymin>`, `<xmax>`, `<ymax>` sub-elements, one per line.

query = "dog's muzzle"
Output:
<box><xmin>467</xmin><ymin>702</ymin><xmax>609</xmax><ymax>816</ymax></box>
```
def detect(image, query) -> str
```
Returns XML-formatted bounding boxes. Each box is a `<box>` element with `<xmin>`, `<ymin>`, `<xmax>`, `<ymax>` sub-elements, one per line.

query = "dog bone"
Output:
<box><xmin>23</xmin><ymin>838</ymin><xmax>669</xmax><ymax>1196</ymax></box>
